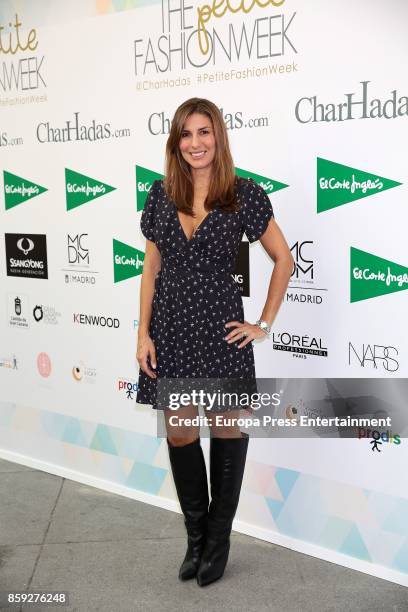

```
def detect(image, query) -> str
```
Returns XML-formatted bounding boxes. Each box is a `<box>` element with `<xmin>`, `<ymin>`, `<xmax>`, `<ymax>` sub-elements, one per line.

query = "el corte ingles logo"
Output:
<box><xmin>234</xmin><ymin>167</ymin><xmax>288</xmax><ymax>196</ymax></box>
<box><xmin>113</xmin><ymin>239</ymin><xmax>145</xmax><ymax>283</ymax></box>
<box><xmin>4</xmin><ymin>171</ymin><xmax>47</xmax><ymax>210</ymax></box>
<box><xmin>136</xmin><ymin>166</ymin><xmax>163</xmax><ymax>212</ymax></box>
<box><xmin>135</xmin><ymin>165</ymin><xmax>288</xmax><ymax>212</ymax></box>
<box><xmin>350</xmin><ymin>247</ymin><xmax>408</xmax><ymax>303</ymax></box>
<box><xmin>317</xmin><ymin>158</ymin><xmax>402</xmax><ymax>213</ymax></box>
<box><xmin>65</xmin><ymin>168</ymin><xmax>116</xmax><ymax>211</ymax></box>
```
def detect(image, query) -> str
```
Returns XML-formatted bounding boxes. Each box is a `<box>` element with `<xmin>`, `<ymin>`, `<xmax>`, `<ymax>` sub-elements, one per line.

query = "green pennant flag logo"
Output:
<box><xmin>350</xmin><ymin>247</ymin><xmax>408</xmax><ymax>302</ymax></box>
<box><xmin>4</xmin><ymin>171</ymin><xmax>48</xmax><ymax>210</ymax></box>
<box><xmin>317</xmin><ymin>158</ymin><xmax>402</xmax><ymax>213</ymax></box>
<box><xmin>134</xmin><ymin>166</ymin><xmax>287</xmax><ymax>211</ymax></box>
<box><xmin>65</xmin><ymin>168</ymin><xmax>116</xmax><ymax>211</ymax></box>
<box><xmin>136</xmin><ymin>166</ymin><xmax>164</xmax><ymax>212</ymax></box>
<box><xmin>113</xmin><ymin>239</ymin><xmax>145</xmax><ymax>283</ymax></box>
<box><xmin>235</xmin><ymin>167</ymin><xmax>289</xmax><ymax>195</ymax></box>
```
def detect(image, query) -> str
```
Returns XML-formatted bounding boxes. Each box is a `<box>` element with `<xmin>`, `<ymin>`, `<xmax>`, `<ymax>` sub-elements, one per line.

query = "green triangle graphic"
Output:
<box><xmin>317</xmin><ymin>158</ymin><xmax>402</xmax><ymax>213</ymax></box>
<box><xmin>350</xmin><ymin>247</ymin><xmax>408</xmax><ymax>302</ymax></box>
<box><xmin>113</xmin><ymin>238</ymin><xmax>145</xmax><ymax>283</ymax></box>
<box><xmin>235</xmin><ymin>166</ymin><xmax>288</xmax><ymax>195</ymax></box>
<box><xmin>4</xmin><ymin>170</ymin><xmax>48</xmax><ymax>210</ymax></box>
<box><xmin>136</xmin><ymin>166</ymin><xmax>164</xmax><ymax>212</ymax></box>
<box><xmin>65</xmin><ymin>168</ymin><xmax>116</xmax><ymax>211</ymax></box>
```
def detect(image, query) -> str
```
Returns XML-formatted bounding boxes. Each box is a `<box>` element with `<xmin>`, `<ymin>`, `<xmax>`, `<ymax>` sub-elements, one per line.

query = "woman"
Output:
<box><xmin>136</xmin><ymin>97</ymin><xmax>293</xmax><ymax>586</ymax></box>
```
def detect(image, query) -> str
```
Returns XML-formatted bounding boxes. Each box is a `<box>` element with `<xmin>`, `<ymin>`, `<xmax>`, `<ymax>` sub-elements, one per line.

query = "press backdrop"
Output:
<box><xmin>0</xmin><ymin>0</ymin><xmax>407</xmax><ymax>586</ymax></box>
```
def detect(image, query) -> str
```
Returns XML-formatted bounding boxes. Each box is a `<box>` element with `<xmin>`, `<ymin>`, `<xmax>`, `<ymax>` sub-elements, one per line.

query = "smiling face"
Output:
<box><xmin>178</xmin><ymin>112</ymin><xmax>216</xmax><ymax>172</ymax></box>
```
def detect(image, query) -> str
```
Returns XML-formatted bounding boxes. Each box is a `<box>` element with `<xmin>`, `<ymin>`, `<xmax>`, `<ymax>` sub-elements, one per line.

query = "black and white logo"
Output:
<box><xmin>68</xmin><ymin>233</ymin><xmax>89</xmax><ymax>266</ymax></box>
<box><xmin>7</xmin><ymin>294</ymin><xmax>30</xmax><ymax>328</ymax></box>
<box><xmin>286</xmin><ymin>240</ymin><xmax>326</xmax><ymax>305</ymax></box>
<box><xmin>5</xmin><ymin>233</ymin><xmax>48</xmax><ymax>279</ymax></box>
<box><xmin>63</xmin><ymin>233</ymin><xmax>97</xmax><ymax>285</ymax></box>
<box><xmin>273</xmin><ymin>331</ymin><xmax>328</xmax><ymax>358</ymax></box>
<box><xmin>348</xmin><ymin>342</ymin><xmax>399</xmax><ymax>372</ymax></box>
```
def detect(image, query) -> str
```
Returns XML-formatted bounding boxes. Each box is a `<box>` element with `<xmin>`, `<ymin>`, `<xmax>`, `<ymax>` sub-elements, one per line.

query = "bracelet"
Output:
<box><xmin>255</xmin><ymin>319</ymin><xmax>271</xmax><ymax>336</ymax></box>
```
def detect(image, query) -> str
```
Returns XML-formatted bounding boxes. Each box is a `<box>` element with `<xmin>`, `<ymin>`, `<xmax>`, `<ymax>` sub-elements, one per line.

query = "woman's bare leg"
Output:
<box><xmin>164</xmin><ymin>402</ymin><xmax>200</xmax><ymax>446</ymax></box>
<box><xmin>207</xmin><ymin>408</ymin><xmax>243</xmax><ymax>438</ymax></box>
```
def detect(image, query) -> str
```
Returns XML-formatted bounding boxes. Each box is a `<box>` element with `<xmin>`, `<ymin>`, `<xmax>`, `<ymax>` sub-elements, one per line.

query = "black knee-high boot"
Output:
<box><xmin>167</xmin><ymin>437</ymin><xmax>209</xmax><ymax>580</ymax></box>
<box><xmin>196</xmin><ymin>432</ymin><xmax>249</xmax><ymax>587</ymax></box>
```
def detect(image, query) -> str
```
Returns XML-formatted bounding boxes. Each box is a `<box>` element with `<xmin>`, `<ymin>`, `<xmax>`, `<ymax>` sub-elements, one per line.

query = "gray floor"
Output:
<box><xmin>0</xmin><ymin>458</ymin><xmax>407</xmax><ymax>612</ymax></box>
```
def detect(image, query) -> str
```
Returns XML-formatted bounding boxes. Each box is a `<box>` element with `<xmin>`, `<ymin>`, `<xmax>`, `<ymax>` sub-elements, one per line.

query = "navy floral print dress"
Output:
<box><xmin>135</xmin><ymin>176</ymin><xmax>274</xmax><ymax>410</ymax></box>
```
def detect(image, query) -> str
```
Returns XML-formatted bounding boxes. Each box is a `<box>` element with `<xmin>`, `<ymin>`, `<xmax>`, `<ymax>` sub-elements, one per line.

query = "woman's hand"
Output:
<box><xmin>137</xmin><ymin>333</ymin><xmax>157</xmax><ymax>378</ymax></box>
<box><xmin>223</xmin><ymin>320</ymin><xmax>268</xmax><ymax>348</ymax></box>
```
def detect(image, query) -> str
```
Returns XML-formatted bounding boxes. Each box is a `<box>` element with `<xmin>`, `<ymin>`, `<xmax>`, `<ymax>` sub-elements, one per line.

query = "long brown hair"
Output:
<box><xmin>163</xmin><ymin>97</ymin><xmax>241</xmax><ymax>215</ymax></box>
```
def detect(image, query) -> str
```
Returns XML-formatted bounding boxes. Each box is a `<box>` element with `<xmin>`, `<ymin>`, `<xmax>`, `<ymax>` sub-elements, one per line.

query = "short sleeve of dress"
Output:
<box><xmin>241</xmin><ymin>178</ymin><xmax>274</xmax><ymax>243</ymax></box>
<box><xmin>140</xmin><ymin>179</ymin><xmax>160</xmax><ymax>242</ymax></box>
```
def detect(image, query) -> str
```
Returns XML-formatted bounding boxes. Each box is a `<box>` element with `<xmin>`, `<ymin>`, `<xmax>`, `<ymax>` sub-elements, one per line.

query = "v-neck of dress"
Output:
<box><xmin>174</xmin><ymin>205</ymin><xmax>214</xmax><ymax>243</ymax></box>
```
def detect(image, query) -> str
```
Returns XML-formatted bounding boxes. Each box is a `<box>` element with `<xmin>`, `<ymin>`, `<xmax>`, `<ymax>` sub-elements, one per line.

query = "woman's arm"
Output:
<box><xmin>258</xmin><ymin>218</ymin><xmax>294</xmax><ymax>328</ymax></box>
<box><xmin>224</xmin><ymin>218</ymin><xmax>294</xmax><ymax>347</ymax></box>
<box><xmin>137</xmin><ymin>239</ymin><xmax>161</xmax><ymax>378</ymax></box>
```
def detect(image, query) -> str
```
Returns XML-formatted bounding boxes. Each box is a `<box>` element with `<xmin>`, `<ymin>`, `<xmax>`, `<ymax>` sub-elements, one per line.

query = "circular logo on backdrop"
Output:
<box><xmin>17</xmin><ymin>237</ymin><xmax>35</xmax><ymax>256</ymax></box>
<box><xmin>33</xmin><ymin>305</ymin><xmax>44</xmax><ymax>322</ymax></box>
<box><xmin>37</xmin><ymin>352</ymin><xmax>51</xmax><ymax>377</ymax></box>
<box><xmin>72</xmin><ymin>365</ymin><xmax>83</xmax><ymax>381</ymax></box>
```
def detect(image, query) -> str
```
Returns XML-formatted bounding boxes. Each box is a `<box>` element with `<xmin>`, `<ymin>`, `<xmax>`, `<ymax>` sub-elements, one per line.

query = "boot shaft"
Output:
<box><xmin>167</xmin><ymin>437</ymin><xmax>209</xmax><ymax>518</ymax></box>
<box><xmin>207</xmin><ymin>433</ymin><xmax>249</xmax><ymax>537</ymax></box>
